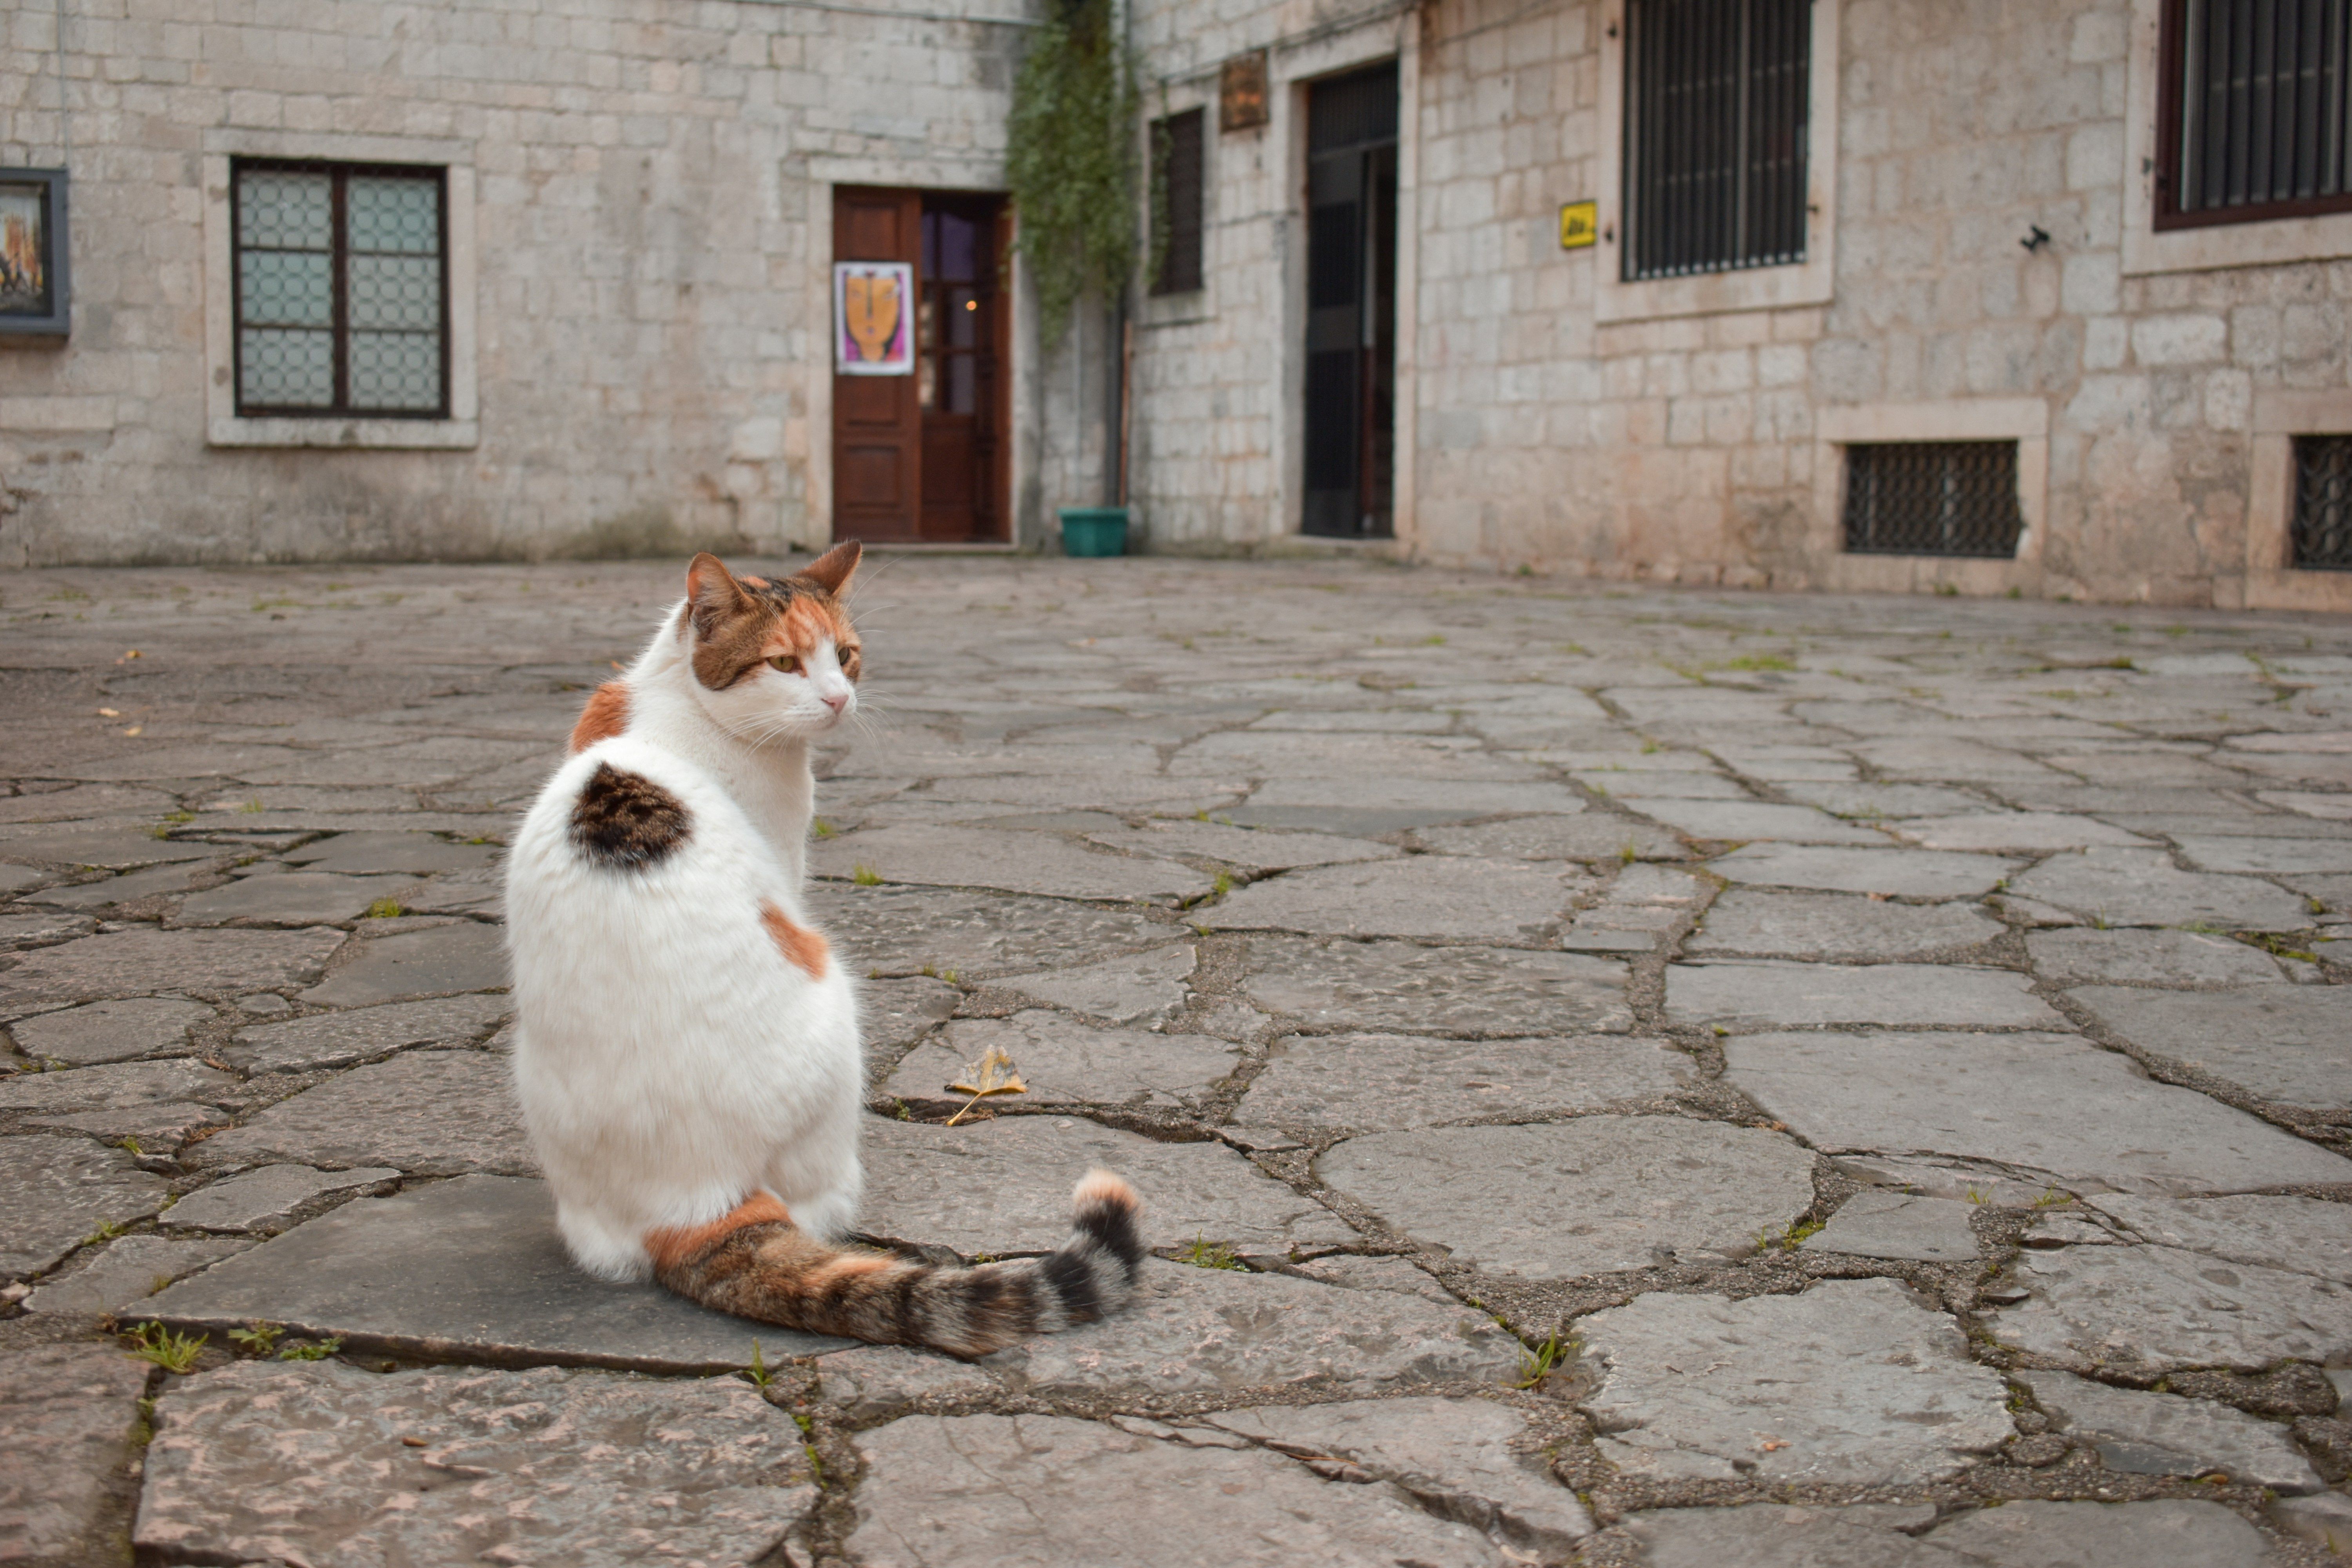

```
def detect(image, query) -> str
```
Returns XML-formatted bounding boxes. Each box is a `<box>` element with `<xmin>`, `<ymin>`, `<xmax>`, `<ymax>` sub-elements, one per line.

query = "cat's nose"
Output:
<box><xmin>821</xmin><ymin>691</ymin><xmax>849</xmax><ymax>714</ymax></box>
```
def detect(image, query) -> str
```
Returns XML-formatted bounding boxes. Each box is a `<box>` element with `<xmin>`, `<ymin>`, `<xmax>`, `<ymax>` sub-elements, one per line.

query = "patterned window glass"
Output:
<box><xmin>233</xmin><ymin>162</ymin><xmax>446</xmax><ymax>417</ymax></box>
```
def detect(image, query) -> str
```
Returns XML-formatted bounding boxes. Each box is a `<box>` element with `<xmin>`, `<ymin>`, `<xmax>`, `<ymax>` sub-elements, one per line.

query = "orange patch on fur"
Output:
<box><xmin>644</xmin><ymin>1192</ymin><xmax>792</xmax><ymax>1272</ymax></box>
<box><xmin>738</xmin><ymin>574</ymin><xmax>769</xmax><ymax>588</ymax></box>
<box><xmin>808</xmin><ymin>1252</ymin><xmax>901</xmax><ymax>1287</ymax></box>
<box><xmin>760</xmin><ymin>900</ymin><xmax>831</xmax><ymax>980</ymax></box>
<box><xmin>568</xmin><ymin>681</ymin><xmax>630</xmax><ymax>753</ymax></box>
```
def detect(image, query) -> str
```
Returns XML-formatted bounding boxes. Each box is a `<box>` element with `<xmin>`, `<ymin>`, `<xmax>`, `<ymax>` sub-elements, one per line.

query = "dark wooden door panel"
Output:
<box><xmin>832</xmin><ymin>186</ymin><xmax>921</xmax><ymax>543</ymax></box>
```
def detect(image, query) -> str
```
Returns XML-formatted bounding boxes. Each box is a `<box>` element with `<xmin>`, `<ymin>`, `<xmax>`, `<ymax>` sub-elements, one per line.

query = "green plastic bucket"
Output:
<box><xmin>1058</xmin><ymin>506</ymin><xmax>1130</xmax><ymax>557</ymax></box>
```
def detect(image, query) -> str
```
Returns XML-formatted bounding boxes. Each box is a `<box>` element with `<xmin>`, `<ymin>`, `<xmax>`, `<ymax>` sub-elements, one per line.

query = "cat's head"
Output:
<box><xmin>678</xmin><ymin>543</ymin><xmax>862</xmax><ymax>742</ymax></box>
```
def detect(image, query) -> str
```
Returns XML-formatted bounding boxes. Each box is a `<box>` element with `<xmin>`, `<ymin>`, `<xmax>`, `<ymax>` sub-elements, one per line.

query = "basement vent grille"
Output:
<box><xmin>1842</xmin><ymin>441</ymin><xmax>2025</xmax><ymax>559</ymax></box>
<box><xmin>2293</xmin><ymin>433</ymin><xmax>2352</xmax><ymax>569</ymax></box>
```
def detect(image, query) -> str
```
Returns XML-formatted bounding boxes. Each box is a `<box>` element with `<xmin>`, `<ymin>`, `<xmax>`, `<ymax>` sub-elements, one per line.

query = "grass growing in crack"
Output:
<box><xmin>239</xmin><ymin>798</ymin><xmax>266</xmax><ymax>813</ymax></box>
<box><xmin>1179</xmin><ymin>1236</ymin><xmax>1246</xmax><ymax>1271</ymax></box>
<box><xmin>125</xmin><ymin>1321</ymin><xmax>206</xmax><ymax>1374</ymax></box>
<box><xmin>1719</xmin><ymin>653</ymin><xmax>1796</xmax><ymax>673</ymax></box>
<box><xmin>852</xmin><ymin>865</ymin><xmax>882</xmax><ymax>887</ymax></box>
<box><xmin>277</xmin><ymin>1337</ymin><xmax>341</xmax><ymax>1361</ymax></box>
<box><xmin>364</xmin><ymin>897</ymin><xmax>406</xmax><ymax>919</ymax></box>
<box><xmin>1211</xmin><ymin>871</ymin><xmax>1233</xmax><ymax>897</ymax></box>
<box><xmin>1619</xmin><ymin>843</ymin><xmax>1639</xmax><ymax>864</ymax></box>
<box><xmin>162</xmin><ymin>808</ymin><xmax>194</xmax><ymax>826</ymax></box>
<box><xmin>81</xmin><ymin>1220</ymin><xmax>125</xmax><ymax>1247</ymax></box>
<box><xmin>743</xmin><ymin>1340</ymin><xmax>776</xmax><ymax>1390</ymax></box>
<box><xmin>2032</xmin><ymin>1188</ymin><xmax>2073</xmax><ymax>1208</ymax></box>
<box><xmin>227</xmin><ymin>1323</ymin><xmax>284</xmax><ymax>1356</ymax></box>
<box><xmin>811</xmin><ymin>818</ymin><xmax>837</xmax><ymax>839</ymax></box>
<box><xmin>1755</xmin><ymin>1219</ymin><xmax>1824</xmax><ymax>1253</ymax></box>
<box><xmin>1512</xmin><ymin>1333</ymin><xmax>1571</xmax><ymax>1390</ymax></box>
<box><xmin>2241</xmin><ymin>931</ymin><xmax>2320</xmax><ymax>963</ymax></box>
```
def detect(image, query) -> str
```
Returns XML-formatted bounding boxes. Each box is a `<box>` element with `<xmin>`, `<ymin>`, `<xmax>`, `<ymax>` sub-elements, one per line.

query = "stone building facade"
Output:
<box><xmin>4</xmin><ymin>0</ymin><xmax>2351</xmax><ymax>609</ymax></box>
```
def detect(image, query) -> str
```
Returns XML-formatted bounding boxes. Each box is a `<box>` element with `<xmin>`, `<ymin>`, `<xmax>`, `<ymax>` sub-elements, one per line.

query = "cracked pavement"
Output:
<box><xmin>2</xmin><ymin>556</ymin><xmax>2350</xmax><ymax>1566</ymax></box>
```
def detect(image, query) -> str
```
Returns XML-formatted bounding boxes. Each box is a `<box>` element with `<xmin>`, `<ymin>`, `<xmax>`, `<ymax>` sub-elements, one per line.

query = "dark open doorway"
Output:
<box><xmin>1302</xmin><ymin>62</ymin><xmax>1398</xmax><ymax>540</ymax></box>
<box><xmin>831</xmin><ymin>187</ymin><xmax>1011</xmax><ymax>544</ymax></box>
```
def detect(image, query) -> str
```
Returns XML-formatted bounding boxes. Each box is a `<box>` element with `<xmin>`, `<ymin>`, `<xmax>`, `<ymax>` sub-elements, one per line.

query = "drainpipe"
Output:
<box><xmin>1103</xmin><ymin>0</ymin><xmax>1131</xmax><ymax>510</ymax></box>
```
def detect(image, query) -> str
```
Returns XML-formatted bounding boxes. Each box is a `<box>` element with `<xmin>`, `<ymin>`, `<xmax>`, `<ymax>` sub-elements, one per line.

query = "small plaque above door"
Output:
<box><xmin>834</xmin><ymin>261</ymin><xmax>914</xmax><ymax>375</ymax></box>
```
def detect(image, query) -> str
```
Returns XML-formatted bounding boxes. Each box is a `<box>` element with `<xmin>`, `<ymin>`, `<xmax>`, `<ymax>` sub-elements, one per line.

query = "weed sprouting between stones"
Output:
<box><xmin>125</xmin><ymin>1321</ymin><xmax>206</xmax><ymax>1374</ymax></box>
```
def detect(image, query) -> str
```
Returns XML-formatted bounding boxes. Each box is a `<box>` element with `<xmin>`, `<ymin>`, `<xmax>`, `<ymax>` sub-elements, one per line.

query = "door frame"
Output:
<box><xmin>804</xmin><ymin>166</ymin><xmax>1029</xmax><ymax>552</ymax></box>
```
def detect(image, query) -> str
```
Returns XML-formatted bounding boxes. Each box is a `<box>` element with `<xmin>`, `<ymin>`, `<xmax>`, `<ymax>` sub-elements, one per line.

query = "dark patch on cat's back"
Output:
<box><xmin>570</xmin><ymin>762</ymin><xmax>691</xmax><ymax>869</ymax></box>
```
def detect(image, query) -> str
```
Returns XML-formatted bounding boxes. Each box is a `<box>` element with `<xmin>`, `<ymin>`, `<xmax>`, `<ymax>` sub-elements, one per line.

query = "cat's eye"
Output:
<box><xmin>768</xmin><ymin>654</ymin><xmax>800</xmax><ymax>675</ymax></box>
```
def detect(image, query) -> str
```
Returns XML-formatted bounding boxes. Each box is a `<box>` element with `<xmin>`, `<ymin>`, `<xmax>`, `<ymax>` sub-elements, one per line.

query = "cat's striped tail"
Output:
<box><xmin>648</xmin><ymin>1169</ymin><xmax>1145</xmax><ymax>1357</ymax></box>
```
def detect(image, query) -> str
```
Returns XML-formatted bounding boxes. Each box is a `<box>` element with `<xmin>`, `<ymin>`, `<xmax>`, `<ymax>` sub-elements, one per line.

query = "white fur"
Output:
<box><xmin>506</xmin><ymin>598</ymin><xmax>863</xmax><ymax>1282</ymax></box>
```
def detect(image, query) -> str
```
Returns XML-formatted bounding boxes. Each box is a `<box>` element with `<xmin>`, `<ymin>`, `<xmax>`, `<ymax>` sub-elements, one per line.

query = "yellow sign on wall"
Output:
<box><xmin>1559</xmin><ymin>200</ymin><xmax>1598</xmax><ymax>250</ymax></box>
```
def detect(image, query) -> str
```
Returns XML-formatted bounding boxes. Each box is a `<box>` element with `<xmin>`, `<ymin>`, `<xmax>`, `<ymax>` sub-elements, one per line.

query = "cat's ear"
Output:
<box><xmin>797</xmin><ymin>541</ymin><xmax>862</xmax><ymax>597</ymax></box>
<box><xmin>684</xmin><ymin>552</ymin><xmax>752</xmax><ymax>633</ymax></box>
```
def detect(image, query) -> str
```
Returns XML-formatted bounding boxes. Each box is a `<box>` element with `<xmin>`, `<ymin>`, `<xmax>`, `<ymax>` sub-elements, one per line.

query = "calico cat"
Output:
<box><xmin>505</xmin><ymin>545</ymin><xmax>1143</xmax><ymax>1355</ymax></box>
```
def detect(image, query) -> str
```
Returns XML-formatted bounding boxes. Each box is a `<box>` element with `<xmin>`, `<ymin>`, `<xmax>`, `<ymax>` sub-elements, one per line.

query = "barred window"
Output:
<box><xmin>1842</xmin><ymin>442</ymin><xmax>2025</xmax><ymax>559</ymax></box>
<box><xmin>1621</xmin><ymin>0</ymin><xmax>1811</xmax><ymax>281</ymax></box>
<box><xmin>233</xmin><ymin>161</ymin><xmax>448</xmax><ymax>417</ymax></box>
<box><xmin>2293</xmin><ymin>434</ymin><xmax>2352</xmax><ymax>568</ymax></box>
<box><xmin>2159</xmin><ymin>0</ymin><xmax>2352</xmax><ymax>229</ymax></box>
<box><xmin>1151</xmin><ymin>107</ymin><xmax>1205</xmax><ymax>296</ymax></box>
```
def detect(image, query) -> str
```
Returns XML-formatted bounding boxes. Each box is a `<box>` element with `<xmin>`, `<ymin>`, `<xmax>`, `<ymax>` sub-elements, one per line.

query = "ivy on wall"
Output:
<box><xmin>1006</xmin><ymin>0</ymin><xmax>1138</xmax><ymax>345</ymax></box>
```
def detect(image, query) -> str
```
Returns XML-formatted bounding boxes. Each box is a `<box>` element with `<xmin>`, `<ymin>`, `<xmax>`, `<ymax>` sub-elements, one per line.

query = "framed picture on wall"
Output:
<box><xmin>834</xmin><ymin>260</ymin><xmax>913</xmax><ymax>376</ymax></box>
<box><xmin>0</xmin><ymin>168</ymin><xmax>69</xmax><ymax>337</ymax></box>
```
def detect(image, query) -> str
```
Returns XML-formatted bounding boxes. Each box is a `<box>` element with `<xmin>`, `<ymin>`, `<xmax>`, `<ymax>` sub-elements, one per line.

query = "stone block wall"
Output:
<box><xmin>0</xmin><ymin>0</ymin><xmax>1085</xmax><ymax>566</ymax></box>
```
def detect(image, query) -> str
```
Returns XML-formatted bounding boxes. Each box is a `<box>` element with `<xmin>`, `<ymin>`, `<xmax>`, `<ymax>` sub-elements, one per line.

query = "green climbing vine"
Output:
<box><xmin>1005</xmin><ymin>0</ymin><xmax>1140</xmax><ymax>345</ymax></box>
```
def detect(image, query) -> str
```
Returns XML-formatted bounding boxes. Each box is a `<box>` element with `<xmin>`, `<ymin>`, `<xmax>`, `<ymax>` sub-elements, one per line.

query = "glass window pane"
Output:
<box><xmin>236</xmin><ymin>169</ymin><xmax>332</xmax><ymax>251</ymax></box>
<box><xmin>238</xmin><ymin>250</ymin><xmax>332</xmax><ymax>328</ymax></box>
<box><xmin>348</xmin><ymin>254</ymin><xmax>439</xmax><ymax>330</ymax></box>
<box><xmin>949</xmin><ymin>287</ymin><xmax>978</xmax><ymax>348</ymax></box>
<box><xmin>349</xmin><ymin>330</ymin><xmax>441</xmax><ymax>410</ymax></box>
<box><xmin>239</xmin><ymin>327</ymin><xmax>334</xmax><ymax>407</ymax></box>
<box><xmin>347</xmin><ymin>176</ymin><xmax>439</xmax><ymax>255</ymax></box>
<box><xmin>949</xmin><ymin>353</ymin><xmax>976</xmax><ymax>414</ymax></box>
<box><xmin>936</xmin><ymin>213</ymin><xmax>976</xmax><ymax>280</ymax></box>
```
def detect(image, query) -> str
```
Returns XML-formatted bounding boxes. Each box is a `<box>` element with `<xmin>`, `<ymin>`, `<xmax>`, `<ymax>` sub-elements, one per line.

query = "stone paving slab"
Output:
<box><xmin>886</xmin><ymin>1013</ymin><xmax>1243</xmax><ymax>1110</ymax></box>
<box><xmin>1201</xmin><ymin>1397</ymin><xmax>1594</xmax><ymax>1551</ymax></box>
<box><xmin>2179</xmin><ymin>834</ymin><xmax>2352</xmax><ymax>873</ymax></box>
<box><xmin>0</xmin><ymin>829</ymin><xmax>224</xmax><ymax>869</ymax></box>
<box><xmin>24</xmin><ymin>1232</ymin><xmax>252</xmax><ymax>1316</ymax></box>
<box><xmin>991</xmin><ymin>944</ymin><xmax>1196</xmax><ymax>1025</ymax></box>
<box><xmin>0</xmin><ymin>908</ymin><xmax>94</xmax><ymax>949</ymax></box>
<box><xmin>1234</xmin><ymin>1033</ymin><xmax>1690</xmax><ymax>1131</ymax></box>
<box><xmin>2067</xmin><ymin>986</ymin><xmax>2352</xmax><ymax>1109</ymax></box>
<box><xmin>1889</xmin><ymin>812</ymin><xmax>2156</xmax><ymax>852</ymax></box>
<box><xmin>1709</xmin><ymin>842</ymin><xmax>2018</xmax><ymax>898</ymax></box>
<box><xmin>2007</xmin><ymin>847</ymin><xmax>2312</xmax><ymax>930</ymax></box>
<box><xmin>174</xmin><ymin>870</ymin><xmax>423</xmax><ymax>926</ymax></box>
<box><xmin>162</xmin><ymin>1162</ymin><xmax>401</xmax><ymax>1234</ymax></box>
<box><xmin>0</xmin><ymin>1133</ymin><xmax>171</xmax><ymax>1281</ymax></box>
<box><xmin>2085</xmin><ymin>1192</ymin><xmax>2352</xmax><ymax>1283</ymax></box>
<box><xmin>192</xmin><ymin>1049</ymin><xmax>534</xmax><ymax>1176</ymax></box>
<box><xmin>859</xmin><ymin>1114</ymin><xmax>1355</xmax><ymax>1257</ymax></box>
<box><xmin>808</xmin><ymin>884</ymin><xmax>1178</xmax><ymax>980</ymax></box>
<box><xmin>1988</xmin><ymin>1240</ymin><xmax>2352</xmax><ymax>1374</ymax></box>
<box><xmin>283</xmin><ymin>831</ymin><xmax>501</xmax><ymax>875</ymax></box>
<box><xmin>1628</xmin><ymin>799</ymin><xmax>1889</xmax><ymax>844</ymax></box>
<box><xmin>1203</xmin><ymin>856</ymin><xmax>1581</xmax><ymax>941</ymax></box>
<box><xmin>1240</xmin><ymin>936</ymin><xmax>1631</xmax><ymax>1036</ymax></box>
<box><xmin>299</xmin><ymin>921</ymin><xmax>508</xmax><ymax>1006</ymax></box>
<box><xmin>1082</xmin><ymin>820</ymin><xmax>1399</xmax><ymax>873</ymax></box>
<box><xmin>1665</xmin><ymin>960</ymin><xmax>2062</xmax><ymax>1030</ymax></box>
<box><xmin>136</xmin><ymin>1359</ymin><xmax>817</xmax><ymax>1568</ymax></box>
<box><xmin>0</xmin><ymin>926</ymin><xmax>346</xmax><ymax>1010</ymax></box>
<box><xmin>846</xmin><ymin>1413</ymin><xmax>1504</xmax><ymax>1568</ymax></box>
<box><xmin>2016</xmin><ymin>1368</ymin><xmax>2321</xmax><ymax>1492</ymax></box>
<box><xmin>813</xmin><ymin>823</ymin><xmax>1211</xmax><ymax>902</ymax></box>
<box><xmin>7</xmin><ymin>995</ymin><xmax>211</xmax><ymax>1064</ymax></box>
<box><xmin>222</xmin><ymin>993</ymin><xmax>512</xmax><ymax>1074</ymax></box>
<box><xmin>1723</xmin><ymin>1030</ymin><xmax>2352</xmax><ymax>1194</ymax></box>
<box><xmin>1578</xmin><ymin>1279</ymin><xmax>2013</xmax><ymax>1485</ymax></box>
<box><xmin>30</xmin><ymin>859</ymin><xmax>223</xmax><ymax>911</ymax></box>
<box><xmin>2025</xmin><ymin>928</ymin><xmax>2285</xmax><ymax>987</ymax></box>
<box><xmin>1416</xmin><ymin>813</ymin><xmax>1689</xmax><ymax>862</ymax></box>
<box><xmin>145</xmin><ymin>1175</ymin><xmax>842</xmax><ymax>1369</ymax></box>
<box><xmin>1317</xmin><ymin>1117</ymin><xmax>1817</xmax><ymax>1279</ymax></box>
<box><xmin>1618</xmin><ymin>1499</ymin><xmax>2282</xmax><ymax>1568</ymax></box>
<box><xmin>1799</xmin><ymin>1189</ymin><xmax>1980</xmax><ymax>1263</ymax></box>
<box><xmin>0</xmin><ymin>1343</ymin><xmax>152</xmax><ymax>1563</ymax></box>
<box><xmin>1687</xmin><ymin>891</ymin><xmax>2002</xmax><ymax>960</ymax></box>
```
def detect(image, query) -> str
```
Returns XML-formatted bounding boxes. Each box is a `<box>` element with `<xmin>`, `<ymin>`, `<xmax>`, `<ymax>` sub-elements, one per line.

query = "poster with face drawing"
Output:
<box><xmin>834</xmin><ymin>261</ymin><xmax>913</xmax><ymax>375</ymax></box>
<box><xmin>0</xmin><ymin>182</ymin><xmax>51</xmax><ymax>317</ymax></box>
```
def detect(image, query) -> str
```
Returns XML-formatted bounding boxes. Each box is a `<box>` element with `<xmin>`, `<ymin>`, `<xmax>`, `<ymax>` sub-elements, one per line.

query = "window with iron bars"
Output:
<box><xmin>232</xmin><ymin>160</ymin><xmax>449</xmax><ymax>418</ymax></box>
<box><xmin>2158</xmin><ymin>0</ymin><xmax>2352</xmax><ymax>229</ymax></box>
<box><xmin>1151</xmin><ymin>107</ymin><xmax>1205</xmax><ymax>296</ymax></box>
<box><xmin>2293</xmin><ymin>434</ymin><xmax>2352</xmax><ymax>568</ymax></box>
<box><xmin>1842</xmin><ymin>442</ymin><xmax>2025</xmax><ymax>559</ymax></box>
<box><xmin>1621</xmin><ymin>0</ymin><xmax>1811</xmax><ymax>281</ymax></box>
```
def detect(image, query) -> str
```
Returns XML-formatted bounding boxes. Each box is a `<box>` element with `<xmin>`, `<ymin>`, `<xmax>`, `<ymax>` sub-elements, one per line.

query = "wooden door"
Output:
<box><xmin>917</xmin><ymin>195</ymin><xmax>1010</xmax><ymax>543</ymax></box>
<box><xmin>832</xmin><ymin>187</ymin><xmax>922</xmax><ymax>543</ymax></box>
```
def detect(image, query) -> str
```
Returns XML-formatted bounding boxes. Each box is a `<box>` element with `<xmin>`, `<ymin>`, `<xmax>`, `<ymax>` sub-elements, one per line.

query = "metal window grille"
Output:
<box><xmin>2293</xmin><ymin>434</ymin><xmax>2352</xmax><ymax>568</ymax></box>
<box><xmin>1151</xmin><ymin>108</ymin><xmax>1205</xmax><ymax>296</ymax></box>
<box><xmin>2161</xmin><ymin>0</ymin><xmax>2352</xmax><ymax>227</ymax></box>
<box><xmin>232</xmin><ymin>160</ymin><xmax>449</xmax><ymax>418</ymax></box>
<box><xmin>1622</xmin><ymin>0</ymin><xmax>1811</xmax><ymax>281</ymax></box>
<box><xmin>1842</xmin><ymin>442</ymin><xmax>2025</xmax><ymax>559</ymax></box>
